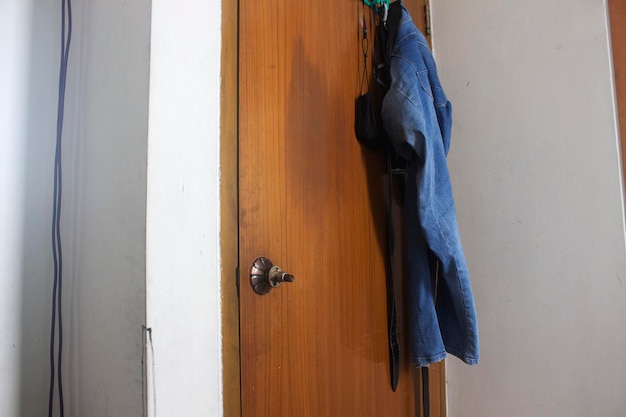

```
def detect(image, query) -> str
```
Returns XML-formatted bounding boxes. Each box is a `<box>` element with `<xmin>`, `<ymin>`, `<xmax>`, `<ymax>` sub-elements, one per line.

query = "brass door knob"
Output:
<box><xmin>249</xmin><ymin>257</ymin><xmax>294</xmax><ymax>295</ymax></box>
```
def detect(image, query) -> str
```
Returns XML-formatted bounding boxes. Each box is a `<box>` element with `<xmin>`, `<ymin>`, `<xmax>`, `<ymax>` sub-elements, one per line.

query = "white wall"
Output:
<box><xmin>1</xmin><ymin>0</ymin><xmax>225</xmax><ymax>415</ymax></box>
<box><xmin>15</xmin><ymin>1</ymin><xmax>67</xmax><ymax>414</ymax></box>
<box><xmin>61</xmin><ymin>1</ymin><xmax>151</xmax><ymax>415</ymax></box>
<box><xmin>145</xmin><ymin>1</ymin><xmax>223</xmax><ymax>416</ymax></box>
<box><xmin>433</xmin><ymin>1</ymin><xmax>626</xmax><ymax>416</ymax></box>
<box><xmin>0</xmin><ymin>1</ymin><xmax>33</xmax><ymax>415</ymax></box>
<box><xmin>1</xmin><ymin>1</ymin><xmax>225</xmax><ymax>415</ymax></box>
<box><xmin>1</xmin><ymin>0</ymin><xmax>151</xmax><ymax>416</ymax></box>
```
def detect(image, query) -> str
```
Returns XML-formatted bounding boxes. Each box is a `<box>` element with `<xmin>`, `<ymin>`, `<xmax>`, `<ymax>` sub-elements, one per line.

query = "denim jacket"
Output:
<box><xmin>381</xmin><ymin>1</ymin><xmax>479</xmax><ymax>366</ymax></box>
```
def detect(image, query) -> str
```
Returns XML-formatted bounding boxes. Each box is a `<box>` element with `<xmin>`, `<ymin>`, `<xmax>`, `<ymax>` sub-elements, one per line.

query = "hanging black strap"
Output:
<box><xmin>355</xmin><ymin>6</ymin><xmax>399</xmax><ymax>391</ymax></box>
<box><xmin>386</xmin><ymin>150</ymin><xmax>400</xmax><ymax>392</ymax></box>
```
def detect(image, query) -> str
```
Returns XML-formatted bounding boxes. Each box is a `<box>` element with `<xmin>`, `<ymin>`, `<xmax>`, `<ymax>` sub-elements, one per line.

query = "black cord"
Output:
<box><xmin>49</xmin><ymin>1</ymin><xmax>72</xmax><ymax>416</ymax></box>
<box><xmin>359</xmin><ymin>3</ymin><xmax>369</xmax><ymax>95</ymax></box>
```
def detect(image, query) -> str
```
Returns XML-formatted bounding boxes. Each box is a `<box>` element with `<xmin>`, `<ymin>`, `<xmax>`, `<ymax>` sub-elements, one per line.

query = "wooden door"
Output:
<box><xmin>238</xmin><ymin>1</ymin><xmax>433</xmax><ymax>416</ymax></box>
<box><xmin>609</xmin><ymin>0</ymin><xmax>626</xmax><ymax>191</ymax></box>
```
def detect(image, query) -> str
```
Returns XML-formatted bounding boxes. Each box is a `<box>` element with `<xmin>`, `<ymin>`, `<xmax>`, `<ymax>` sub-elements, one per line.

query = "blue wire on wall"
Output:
<box><xmin>49</xmin><ymin>1</ymin><xmax>72</xmax><ymax>416</ymax></box>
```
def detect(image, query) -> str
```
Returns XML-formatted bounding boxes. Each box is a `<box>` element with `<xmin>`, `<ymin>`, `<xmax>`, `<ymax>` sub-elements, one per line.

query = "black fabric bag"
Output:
<box><xmin>355</xmin><ymin>91</ymin><xmax>385</xmax><ymax>147</ymax></box>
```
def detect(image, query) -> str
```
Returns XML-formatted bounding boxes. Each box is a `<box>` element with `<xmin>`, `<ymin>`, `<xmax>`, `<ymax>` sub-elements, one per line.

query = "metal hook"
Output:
<box><xmin>380</xmin><ymin>2</ymin><xmax>388</xmax><ymax>26</ymax></box>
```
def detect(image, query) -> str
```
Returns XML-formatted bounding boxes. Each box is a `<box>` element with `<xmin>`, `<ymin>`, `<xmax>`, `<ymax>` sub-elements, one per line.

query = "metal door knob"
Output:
<box><xmin>249</xmin><ymin>257</ymin><xmax>294</xmax><ymax>295</ymax></box>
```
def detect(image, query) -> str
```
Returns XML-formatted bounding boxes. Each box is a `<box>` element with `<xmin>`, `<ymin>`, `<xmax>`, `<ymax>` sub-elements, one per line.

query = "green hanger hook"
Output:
<box><xmin>363</xmin><ymin>0</ymin><xmax>390</xmax><ymax>9</ymax></box>
<box><xmin>363</xmin><ymin>0</ymin><xmax>390</xmax><ymax>23</ymax></box>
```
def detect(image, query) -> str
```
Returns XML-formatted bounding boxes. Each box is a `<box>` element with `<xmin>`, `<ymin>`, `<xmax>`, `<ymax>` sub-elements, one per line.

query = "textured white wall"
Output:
<box><xmin>146</xmin><ymin>0</ymin><xmax>223</xmax><ymax>416</ymax></box>
<box><xmin>433</xmin><ymin>1</ymin><xmax>626</xmax><ymax>416</ymax></box>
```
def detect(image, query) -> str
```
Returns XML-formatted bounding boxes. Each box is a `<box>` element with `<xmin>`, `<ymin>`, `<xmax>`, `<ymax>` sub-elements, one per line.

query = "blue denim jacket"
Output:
<box><xmin>381</xmin><ymin>1</ymin><xmax>479</xmax><ymax>366</ymax></box>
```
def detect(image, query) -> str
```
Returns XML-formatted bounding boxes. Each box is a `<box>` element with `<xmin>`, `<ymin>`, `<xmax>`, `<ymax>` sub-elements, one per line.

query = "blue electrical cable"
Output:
<box><xmin>49</xmin><ymin>0</ymin><xmax>71</xmax><ymax>416</ymax></box>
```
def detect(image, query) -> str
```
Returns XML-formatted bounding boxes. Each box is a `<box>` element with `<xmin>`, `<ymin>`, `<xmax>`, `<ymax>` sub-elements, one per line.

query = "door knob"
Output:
<box><xmin>249</xmin><ymin>256</ymin><xmax>294</xmax><ymax>295</ymax></box>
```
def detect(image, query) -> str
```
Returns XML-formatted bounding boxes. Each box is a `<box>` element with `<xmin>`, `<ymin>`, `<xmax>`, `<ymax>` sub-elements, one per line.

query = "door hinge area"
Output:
<box><xmin>424</xmin><ymin>3</ymin><xmax>431</xmax><ymax>36</ymax></box>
